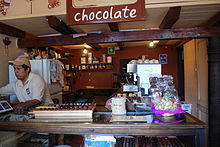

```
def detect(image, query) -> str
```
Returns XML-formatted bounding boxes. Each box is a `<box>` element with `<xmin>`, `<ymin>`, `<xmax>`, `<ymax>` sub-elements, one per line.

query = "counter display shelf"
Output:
<box><xmin>0</xmin><ymin>112</ymin><xmax>206</xmax><ymax>147</ymax></box>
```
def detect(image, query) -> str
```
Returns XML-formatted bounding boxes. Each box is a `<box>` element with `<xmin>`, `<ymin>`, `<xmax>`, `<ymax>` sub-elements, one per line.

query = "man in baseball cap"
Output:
<box><xmin>0</xmin><ymin>56</ymin><xmax>53</xmax><ymax>113</ymax></box>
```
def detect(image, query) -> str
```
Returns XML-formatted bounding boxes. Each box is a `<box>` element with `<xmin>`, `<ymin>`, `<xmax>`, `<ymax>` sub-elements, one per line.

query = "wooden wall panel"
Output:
<box><xmin>184</xmin><ymin>40</ymin><xmax>198</xmax><ymax>116</ymax></box>
<box><xmin>184</xmin><ymin>39</ymin><xmax>208</xmax><ymax>121</ymax></box>
<box><xmin>196</xmin><ymin>39</ymin><xmax>208</xmax><ymax>108</ymax></box>
<box><xmin>196</xmin><ymin>39</ymin><xmax>208</xmax><ymax>123</ymax></box>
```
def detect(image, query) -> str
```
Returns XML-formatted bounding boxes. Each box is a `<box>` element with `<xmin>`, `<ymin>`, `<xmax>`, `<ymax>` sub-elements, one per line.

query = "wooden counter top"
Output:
<box><xmin>0</xmin><ymin>112</ymin><xmax>206</xmax><ymax>133</ymax></box>
<box><xmin>0</xmin><ymin>112</ymin><xmax>207</xmax><ymax>146</ymax></box>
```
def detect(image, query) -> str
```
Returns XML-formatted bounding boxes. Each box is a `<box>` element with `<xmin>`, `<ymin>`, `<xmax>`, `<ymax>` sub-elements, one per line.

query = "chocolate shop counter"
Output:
<box><xmin>0</xmin><ymin>109</ymin><xmax>207</xmax><ymax>147</ymax></box>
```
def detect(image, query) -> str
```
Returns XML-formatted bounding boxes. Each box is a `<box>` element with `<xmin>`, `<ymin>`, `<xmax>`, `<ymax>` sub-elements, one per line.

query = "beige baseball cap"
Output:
<box><xmin>13</xmin><ymin>57</ymin><xmax>31</xmax><ymax>67</ymax></box>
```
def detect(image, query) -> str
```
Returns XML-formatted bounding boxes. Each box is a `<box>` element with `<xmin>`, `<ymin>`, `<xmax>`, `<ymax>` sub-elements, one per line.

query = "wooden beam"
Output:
<box><xmin>47</xmin><ymin>15</ymin><xmax>101</xmax><ymax>50</ymax></box>
<box><xmin>159</xmin><ymin>6</ymin><xmax>181</xmax><ymax>29</ymax></box>
<box><xmin>108</xmin><ymin>22</ymin><xmax>124</xmax><ymax>49</ymax></box>
<box><xmin>0</xmin><ymin>22</ymin><xmax>33</xmax><ymax>38</ymax></box>
<box><xmin>108</xmin><ymin>23</ymin><xmax>120</xmax><ymax>32</ymax></box>
<box><xmin>88</xmin><ymin>44</ymin><xmax>102</xmax><ymax>51</ymax></box>
<box><xmin>51</xmin><ymin>46</ymin><xmax>72</xmax><ymax>53</ymax></box>
<box><xmin>47</xmin><ymin>16</ymin><xmax>77</xmax><ymax>34</ymax></box>
<box><xmin>17</xmin><ymin>27</ymin><xmax>220</xmax><ymax>48</ymax></box>
<box><xmin>201</xmin><ymin>11</ymin><xmax>220</xmax><ymax>27</ymax></box>
<box><xmin>158</xmin><ymin>6</ymin><xmax>181</xmax><ymax>46</ymax></box>
<box><xmin>87</xmin><ymin>43</ymin><xmax>101</xmax><ymax>51</ymax></box>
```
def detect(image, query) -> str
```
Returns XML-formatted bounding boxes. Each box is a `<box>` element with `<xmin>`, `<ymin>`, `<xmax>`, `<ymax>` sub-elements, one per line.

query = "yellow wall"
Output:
<box><xmin>0</xmin><ymin>34</ymin><xmax>25</xmax><ymax>87</ymax></box>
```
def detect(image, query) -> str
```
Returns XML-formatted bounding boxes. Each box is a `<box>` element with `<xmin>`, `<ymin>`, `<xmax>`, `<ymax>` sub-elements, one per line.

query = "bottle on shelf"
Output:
<box><xmin>102</xmin><ymin>54</ymin><xmax>106</xmax><ymax>63</ymax></box>
<box><xmin>107</xmin><ymin>56</ymin><xmax>112</xmax><ymax>63</ymax></box>
<box><xmin>106</xmin><ymin>63</ymin><xmax>112</xmax><ymax>69</ymax></box>
<box><xmin>88</xmin><ymin>52</ymin><xmax>93</xmax><ymax>64</ymax></box>
<box><xmin>102</xmin><ymin>63</ymin><xmax>106</xmax><ymax>69</ymax></box>
<box><xmin>99</xmin><ymin>64</ymin><xmax>102</xmax><ymax>69</ymax></box>
<box><xmin>81</xmin><ymin>56</ymin><xmax>86</xmax><ymax>64</ymax></box>
<box><xmin>90</xmin><ymin>64</ymin><xmax>94</xmax><ymax>70</ymax></box>
<box><xmin>81</xmin><ymin>64</ymin><xmax>86</xmax><ymax>70</ymax></box>
<box><xmin>94</xmin><ymin>64</ymin><xmax>98</xmax><ymax>69</ymax></box>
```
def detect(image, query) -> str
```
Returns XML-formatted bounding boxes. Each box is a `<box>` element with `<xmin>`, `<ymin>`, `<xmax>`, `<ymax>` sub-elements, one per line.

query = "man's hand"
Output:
<box><xmin>12</xmin><ymin>99</ymin><xmax>41</xmax><ymax>114</ymax></box>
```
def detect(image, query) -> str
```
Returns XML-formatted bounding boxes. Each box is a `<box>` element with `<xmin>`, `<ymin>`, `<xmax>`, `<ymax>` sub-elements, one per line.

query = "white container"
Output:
<box><xmin>127</xmin><ymin>63</ymin><xmax>137</xmax><ymax>73</ymax></box>
<box><xmin>88</xmin><ymin>52</ymin><xmax>92</xmax><ymax>58</ymax></box>
<box><xmin>65</xmin><ymin>64</ymin><xmax>70</xmax><ymax>70</ymax></box>
<box><xmin>112</xmin><ymin>97</ymin><xmax>126</xmax><ymax>115</ymax></box>
<box><xmin>88</xmin><ymin>57</ymin><xmax>92</xmax><ymax>64</ymax></box>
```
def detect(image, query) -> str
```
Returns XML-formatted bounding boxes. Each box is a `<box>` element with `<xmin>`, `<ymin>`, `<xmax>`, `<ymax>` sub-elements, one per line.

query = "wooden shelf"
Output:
<box><xmin>80</xmin><ymin>63</ymin><xmax>113</xmax><ymax>71</ymax></box>
<box><xmin>80</xmin><ymin>63</ymin><xmax>112</xmax><ymax>65</ymax></box>
<box><xmin>65</xmin><ymin>75</ymin><xmax>73</xmax><ymax>78</ymax></box>
<box><xmin>80</xmin><ymin>69</ymin><xmax>112</xmax><ymax>72</ymax></box>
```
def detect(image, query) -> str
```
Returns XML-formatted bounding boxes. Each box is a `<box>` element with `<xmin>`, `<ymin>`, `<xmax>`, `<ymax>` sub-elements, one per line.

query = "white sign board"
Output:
<box><xmin>137</xmin><ymin>64</ymin><xmax>161</xmax><ymax>95</ymax></box>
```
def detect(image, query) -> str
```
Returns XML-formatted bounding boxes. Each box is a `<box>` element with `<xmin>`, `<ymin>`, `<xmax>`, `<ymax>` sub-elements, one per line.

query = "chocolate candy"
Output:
<box><xmin>35</xmin><ymin>103</ymin><xmax>95</xmax><ymax>111</ymax></box>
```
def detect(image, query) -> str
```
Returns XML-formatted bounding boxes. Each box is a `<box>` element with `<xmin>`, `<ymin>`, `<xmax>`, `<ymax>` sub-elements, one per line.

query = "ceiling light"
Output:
<box><xmin>83</xmin><ymin>49</ymin><xmax>88</xmax><ymax>54</ymax></box>
<box><xmin>149</xmin><ymin>41</ymin><xmax>154</xmax><ymax>47</ymax></box>
<box><xmin>148</xmin><ymin>40</ymin><xmax>159</xmax><ymax>47</ymax></box>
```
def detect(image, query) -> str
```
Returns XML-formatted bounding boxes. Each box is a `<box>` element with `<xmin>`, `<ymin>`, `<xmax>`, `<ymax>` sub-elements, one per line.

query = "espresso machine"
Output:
<box><xmin>123</xmin><ymin>63</ymin><xmax>161</xmax><ymax>95</ymax></box>
<box><xmin>123</xmin><ymin>63</ymin><xmax>139</xmax><ymax>92</ymax></box>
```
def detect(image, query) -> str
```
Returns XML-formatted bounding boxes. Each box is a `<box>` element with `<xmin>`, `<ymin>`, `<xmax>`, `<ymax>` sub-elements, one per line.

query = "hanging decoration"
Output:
<box><xmin>48</xmin><ymin>0</ymin><xmax>60</xmax><ymax>9</ymax></box>
<box><xmin>0</xmin><ymin>0</ymin><xmax>12</xmax><ymax>16</ymax></box>
<box><xmin>3</xmin><ymin>37</ymin><xmax>11</xmax><ymax>49</ymax></box>
<box><xmin>2</xmin><ymin>37</ymin><xmax>11</xmax><ymax>56</ymax></box>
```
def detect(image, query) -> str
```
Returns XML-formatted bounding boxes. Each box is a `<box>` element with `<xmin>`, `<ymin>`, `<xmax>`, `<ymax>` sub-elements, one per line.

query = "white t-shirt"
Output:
<box><xmin>0</xmin><ymin>72</ymin><xmax>53</xmax><ymax>105</ymax></box>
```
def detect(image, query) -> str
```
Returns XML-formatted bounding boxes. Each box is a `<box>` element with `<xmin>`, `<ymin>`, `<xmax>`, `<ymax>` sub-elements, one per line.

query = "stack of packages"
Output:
<box><xmin>30</xmin><ymin>102</ymin><xmax>96</xmax><ymax>122</ymax></box>
<box><xmin>149</xmin><ymin>75</ymin><xmax>185</xmax><ymax>116</ymax></box>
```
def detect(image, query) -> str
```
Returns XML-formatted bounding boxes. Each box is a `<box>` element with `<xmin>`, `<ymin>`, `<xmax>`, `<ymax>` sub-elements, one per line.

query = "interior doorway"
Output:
<box><xmin>177</xmin><ymin>46</ymin><xmax>185</xmax><ymax>101</ymax></box>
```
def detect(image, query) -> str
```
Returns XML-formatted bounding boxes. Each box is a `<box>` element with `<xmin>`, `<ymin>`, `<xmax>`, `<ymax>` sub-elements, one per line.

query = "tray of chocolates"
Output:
<box><xmin>30</xmin><ymin>103</ymin><xmax>96</xmax><ymax>122</ymax></box>
<box><xmin>137</xmin><ymin>136</ymin><xmax>185</xmax><ymax>147</ymax></box>
<box><xmin>114</xmin><ymin>136</ymin><xmax>184</xmax><ymax>147</ymax></box>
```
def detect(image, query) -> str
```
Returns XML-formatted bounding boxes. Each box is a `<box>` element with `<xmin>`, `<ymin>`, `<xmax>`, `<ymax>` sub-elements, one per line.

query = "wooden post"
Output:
<box><xmin>208</xmin><ymin>37</ymin><xmax>220</xmax><ymax>147</ymax></box>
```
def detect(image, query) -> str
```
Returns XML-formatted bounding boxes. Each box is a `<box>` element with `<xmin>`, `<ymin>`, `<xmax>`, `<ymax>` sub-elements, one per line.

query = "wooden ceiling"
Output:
<box><xmin>0</xmin><ymin>4</ymin><xmax>220</xmax><ymax>51</ymax></box>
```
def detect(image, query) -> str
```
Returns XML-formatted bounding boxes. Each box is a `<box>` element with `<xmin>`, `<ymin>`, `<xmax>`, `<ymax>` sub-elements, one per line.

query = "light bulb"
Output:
<box><xmin>149</xmin><ymin>41</ymin><xmax>154</xmax><ymax>47</ymax></box>
<box><xmin>83</xmin><ymin>49</ymin><xmax>88</xmax><ymax>54</ymax></box>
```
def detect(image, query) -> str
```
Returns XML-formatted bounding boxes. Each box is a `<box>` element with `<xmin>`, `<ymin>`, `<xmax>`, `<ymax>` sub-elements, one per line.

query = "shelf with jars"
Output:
<box><xmin>79</xmin><ymin>63</ymin><xmax>113</xmax><ymax>71</ymax></box>
<box><xmin>79</xmin><ymin>52</ymin><xmax>113</xmax><ymax>71</ymax></box>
